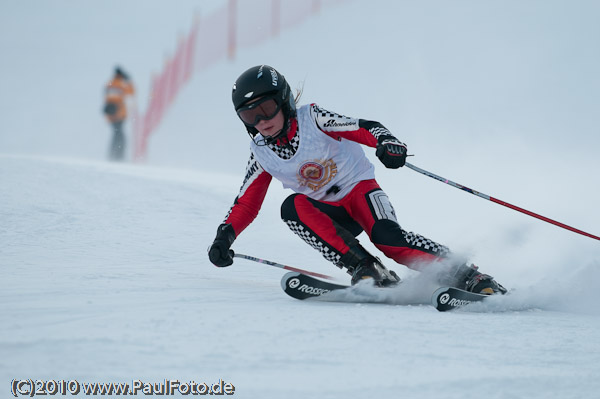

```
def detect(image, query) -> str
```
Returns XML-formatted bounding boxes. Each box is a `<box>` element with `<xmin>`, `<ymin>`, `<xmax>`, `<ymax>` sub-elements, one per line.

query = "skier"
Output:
<box><xmin>103</xmin><ymin>66</ymin><xmax>135</xmax><ymax>161</ymax></box>
<box><xmin>208</xmin><ymin>65</ymin><xmax>506</xmax><ymax>294</ymax></box>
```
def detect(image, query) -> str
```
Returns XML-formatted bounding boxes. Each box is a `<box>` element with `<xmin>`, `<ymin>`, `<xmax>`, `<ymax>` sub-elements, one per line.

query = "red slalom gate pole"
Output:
<box><xmin>232</xmin><ymin>252</ymin><xmax>336</xmax><ymax>280</ymax></box>
<box><xmin>405</xmin><ymin>162</ymin><xmax>600</xmax><ymax>242</ymax></box>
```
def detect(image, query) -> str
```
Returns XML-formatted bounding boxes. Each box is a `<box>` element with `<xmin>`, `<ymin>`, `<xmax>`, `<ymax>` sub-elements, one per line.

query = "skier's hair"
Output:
<box><xmin>294</xmin><ymin>82</ymin><xmax>304</xmax><ymax>105</ymax></box>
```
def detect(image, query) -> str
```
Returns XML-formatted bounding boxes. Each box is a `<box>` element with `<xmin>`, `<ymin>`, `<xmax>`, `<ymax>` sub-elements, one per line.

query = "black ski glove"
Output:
<box><xmin>208</xmin><ymin>223</ymin><xmax>236</xmax><ymax>267</ymax></box>
<box><xmin>376</xmin><ymin>135</ymin><xmax>407</xmax><ymax>169</ymax></box>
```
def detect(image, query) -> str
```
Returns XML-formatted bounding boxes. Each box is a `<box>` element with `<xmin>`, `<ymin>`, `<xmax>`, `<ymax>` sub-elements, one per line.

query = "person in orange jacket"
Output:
<box><xmin>103</xmin><ymin>66</ymin><xmax>135</xmax><ymax>161</ymax></box>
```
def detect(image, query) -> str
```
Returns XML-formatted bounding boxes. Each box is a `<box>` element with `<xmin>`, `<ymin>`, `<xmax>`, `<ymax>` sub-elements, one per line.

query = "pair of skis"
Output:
<box><xmin>233</xmin><ymin>252</ymin><xmax>491</xmax><ymax>311</ymax></box>
<box><xmin>280</xmin><ymin>271</ymin><xmax>489</xmax><ymax>312</ymax></box>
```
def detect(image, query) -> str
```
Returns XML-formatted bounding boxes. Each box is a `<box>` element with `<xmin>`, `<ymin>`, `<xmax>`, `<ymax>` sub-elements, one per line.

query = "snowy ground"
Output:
<box><xmin>2</xmin><ymin>154</ymin><xmax>599</xmax><ymax>399</ymax></box>
<box><xmin>2</xmin><ymin>1</ymin><xmax>600</xmax><ymax>398</ymax></box>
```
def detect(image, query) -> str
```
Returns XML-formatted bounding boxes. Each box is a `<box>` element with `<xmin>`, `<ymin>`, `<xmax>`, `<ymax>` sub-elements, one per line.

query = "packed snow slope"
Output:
<box><xmin>2</xmin><ymin>154</ymin><xmax>600</xmax><ymax>399</ymax></box>
<box><xmin>2</xmin><ymin>1</ymin><xmax>600</xmax><ymax>398</ymax></box>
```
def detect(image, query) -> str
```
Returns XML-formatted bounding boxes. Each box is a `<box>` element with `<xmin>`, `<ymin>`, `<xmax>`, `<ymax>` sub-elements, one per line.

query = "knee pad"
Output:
<box><xmin>371</xmin><ymin>219</ymin><xmax>409</xmax><ymax>247</ymax></box>
<box><xmin>281</xmin><ymin>194</ymin><xmax>301</xmax><ymax>222</ymax></box>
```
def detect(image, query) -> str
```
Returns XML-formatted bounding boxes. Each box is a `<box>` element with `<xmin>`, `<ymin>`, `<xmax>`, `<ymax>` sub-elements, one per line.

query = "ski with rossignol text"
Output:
<box><xmin>431</xmin><ymin>286</ymin><xmax>489</xmax><ymax>311</ymax></box>
<box><xmin>281</xmin><ymin>271</ymin><xmax>489</xmax><ymax>311</ymax></box>
<box><xmin>281</xmin><ymin>271</ymin><xmax>348</xmax><ymax>300</ymax></box>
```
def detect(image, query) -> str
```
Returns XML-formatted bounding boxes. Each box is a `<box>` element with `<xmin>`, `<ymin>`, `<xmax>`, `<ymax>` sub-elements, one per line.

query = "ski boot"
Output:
<box><xmin>444</xmin><ymin>263</ymin><xmax>507</xmax><ymax>295</ymax></box>
<box><xmin>351</xmin><ymin>255</ymin><xmax>400</xmax><ymax>287</ymax></box>
<box><xmin>339</xmin><ymin>245</ymin><xmax>400</xmax><ymax>287</ymax></box>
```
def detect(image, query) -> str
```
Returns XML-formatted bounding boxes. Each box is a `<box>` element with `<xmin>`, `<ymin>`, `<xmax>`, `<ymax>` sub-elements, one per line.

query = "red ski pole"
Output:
<box><xmin>232</xmin><ymin>252</ymin><xmax>337</xmax><ymax>280</ymax></box>
<box><xmin>405</xmin><ymin>162</ymin><xmax>600</xmax><ymax>242</ymax></box>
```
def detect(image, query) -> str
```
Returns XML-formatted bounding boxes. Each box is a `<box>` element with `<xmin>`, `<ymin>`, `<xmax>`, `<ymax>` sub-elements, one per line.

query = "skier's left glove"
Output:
<box><xmin>208</xmin><ymin>223</ymin><xmax>236</xmax><ymax>267</ymax></box>
<box><xmin>376</xmin><ymin>135</ymin><xmax>407</xmax><ymax>169</ymax></box>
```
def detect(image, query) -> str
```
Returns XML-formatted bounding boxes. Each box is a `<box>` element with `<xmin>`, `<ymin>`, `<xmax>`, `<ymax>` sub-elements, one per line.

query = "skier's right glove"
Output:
<box><xmin>376</xmin><ymin>135</ymin><xmax>407</xmax><ymax>169</ymax></box>
<box><xmin>208</xmin><ymin>223</ymin><xmax>236</xmax><ymax>267</ymax></box>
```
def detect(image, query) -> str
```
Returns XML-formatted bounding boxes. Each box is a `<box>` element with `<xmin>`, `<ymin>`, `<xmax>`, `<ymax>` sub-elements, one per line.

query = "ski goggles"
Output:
<box><xmin>236</xmin><ymin>96</ymin><xmax>281</xmax><ymax>126</ymax></box>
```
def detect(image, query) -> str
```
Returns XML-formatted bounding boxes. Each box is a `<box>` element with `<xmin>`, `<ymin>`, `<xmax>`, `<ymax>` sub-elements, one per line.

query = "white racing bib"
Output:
<box><xmin>251</xmin><ymin>104</ymin><xmax>375</xmax><ymax>201</ymax></box>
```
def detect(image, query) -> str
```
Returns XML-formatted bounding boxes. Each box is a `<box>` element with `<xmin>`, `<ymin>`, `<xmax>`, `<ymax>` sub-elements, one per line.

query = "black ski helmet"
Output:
<box><xmin>232</xmin><ymin>65</ymin><xmax>296</xmax><ymax>143</ymax></box>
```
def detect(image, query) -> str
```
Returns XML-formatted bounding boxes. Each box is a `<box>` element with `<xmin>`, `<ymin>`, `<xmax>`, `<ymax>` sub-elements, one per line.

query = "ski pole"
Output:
<box><xmin>405</xmin><ymin>162</ymin><xmax>600</xmax><ymax>242</ymax></box>
<box><xmin>232</xmin><ymin>251</ymin><xmax>336</xmax><ymax>280</ymax></box>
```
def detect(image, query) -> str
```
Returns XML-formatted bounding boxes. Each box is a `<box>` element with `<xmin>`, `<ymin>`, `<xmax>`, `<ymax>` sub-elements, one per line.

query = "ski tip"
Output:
<box><xmin>432</xmin><ymin>286</ymin><xmax>489</xmax><ymax>312</ymax></box>
<box><xmin>280</xmin><ymin>271</ymin><xmax>302</xmax><ymax>292</ymax></box>
<box><xmin>431</xmin><ymin>286</ymin><xmax>447</xmax><ymax>309</ymax></box>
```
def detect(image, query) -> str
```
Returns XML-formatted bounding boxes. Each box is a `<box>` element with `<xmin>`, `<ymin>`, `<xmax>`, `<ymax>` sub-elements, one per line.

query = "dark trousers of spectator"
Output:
<box><xmin>109</xmin><ymin>121</ymin><xmax>125</xmax><ymax>161</ymax></box>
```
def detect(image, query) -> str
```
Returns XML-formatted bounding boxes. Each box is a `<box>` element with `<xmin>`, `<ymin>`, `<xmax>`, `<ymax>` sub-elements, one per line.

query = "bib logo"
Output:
<box><xmin>297</xmin><ymin>159</ymin><xmax>338</xmax><ymax>191</ymax></box>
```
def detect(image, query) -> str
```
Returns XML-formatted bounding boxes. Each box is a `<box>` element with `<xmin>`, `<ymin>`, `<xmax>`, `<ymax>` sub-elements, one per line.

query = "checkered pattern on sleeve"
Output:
<box><xmin>222</xmin><ymin>152</ymin><xmax>264</xmax><ymax>223</ymax></box>
<box><xmin>369</xmin><ymin>125</ymin><xmax>393</xmax><ymax>142</ymax></box>
<box><xmin>311</xmin><ymin>104</ymin><xmax>360</xmax><ymax>132</ymax></box>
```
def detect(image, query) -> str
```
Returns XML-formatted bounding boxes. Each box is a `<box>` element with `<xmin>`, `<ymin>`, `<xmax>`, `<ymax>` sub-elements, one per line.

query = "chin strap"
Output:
<box><xmin>251</xmin><ymin>118</ymin><xmax>297</xmax><ymax>147</ymax></box>
<box><xmin>251</xmin><ymin>131</ymin><xmax>282</xmax><ymax>146</ymax></box>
